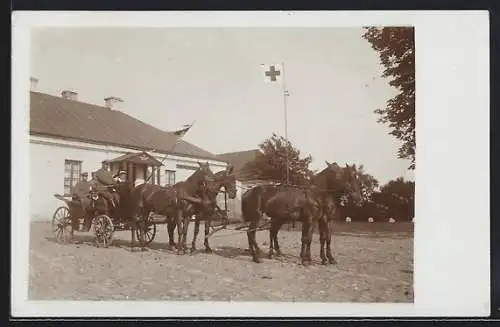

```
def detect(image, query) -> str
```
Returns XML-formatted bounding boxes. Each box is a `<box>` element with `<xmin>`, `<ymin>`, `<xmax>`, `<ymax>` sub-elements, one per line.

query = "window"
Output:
<box><xmin>165</xmin><ymin>170</ymin><xmax>176</xmax><ymax>186</ymax></box>
<box><xmin>64</xmin><ymin>159</ymin><xmax>82</xmax><ymax>195</ymax></box>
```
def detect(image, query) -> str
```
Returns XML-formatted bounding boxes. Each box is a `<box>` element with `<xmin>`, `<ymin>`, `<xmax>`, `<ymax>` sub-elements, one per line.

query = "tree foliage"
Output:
<box><xmin>373</xmin><ymin>177</ymin><xmax>415</xmax><ymax>220</ymax></box>
<box><xmin>241</xmin><ymin>133</ymin><xmax>313</xmax><ymax>185</ymax></box>
<box><xmin>343</xmin><ymin>176</ymin><xmax>414</xmax><ymax>222</ymax></box>
<box><xmin>354</xmin><ymin>164</ymin><xmax>380</xmax><ymax>204</ymax></box>
<box><xmin>362</xmin><ymin>27</ymin><xmax>416</xmax><ymax>169</ymax></box>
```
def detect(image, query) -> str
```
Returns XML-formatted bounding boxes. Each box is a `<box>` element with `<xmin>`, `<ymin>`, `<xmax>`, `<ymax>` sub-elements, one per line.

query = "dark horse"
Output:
<box><xmin>241</xmin><ymin>162</ymin><xmax>361</xmax><ymax>265</ymax></box>
<box><xmin>129</xmin><ymin>162</ymin><xmax>215</xmax><ymax>254</ymax></box>
<box><xmin>189</xmin><ymin>165</ymin><xmax>238</xmax><ymax>253</ymax></box>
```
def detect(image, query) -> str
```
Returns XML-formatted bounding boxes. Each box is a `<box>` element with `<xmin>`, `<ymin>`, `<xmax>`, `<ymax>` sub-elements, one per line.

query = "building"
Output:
<box><xmin>29</xmin><ymin>79</ymin><xmax>229</xmax><ymax>221</ymax></box>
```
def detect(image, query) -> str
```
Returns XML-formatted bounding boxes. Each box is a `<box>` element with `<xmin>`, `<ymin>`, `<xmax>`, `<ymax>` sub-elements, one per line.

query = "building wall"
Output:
<box><xmin>30</xmin><ymin>135</ymin><xmax>227</xmax><ymax>221</ymax></box>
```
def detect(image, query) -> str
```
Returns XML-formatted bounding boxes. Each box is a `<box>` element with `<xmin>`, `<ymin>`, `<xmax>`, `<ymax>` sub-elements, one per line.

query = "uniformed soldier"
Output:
<box><xmin>80</xmin><ymin>172</ymin><xmax>88</xmax><ymax>182</ymax></box>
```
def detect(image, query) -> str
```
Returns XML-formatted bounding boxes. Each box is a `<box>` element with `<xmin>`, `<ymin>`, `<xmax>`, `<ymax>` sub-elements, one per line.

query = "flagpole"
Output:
<box><xmin>282</xmin><ymin>62</ymin><xmax>290</xmax><ymax>186</ymax></box>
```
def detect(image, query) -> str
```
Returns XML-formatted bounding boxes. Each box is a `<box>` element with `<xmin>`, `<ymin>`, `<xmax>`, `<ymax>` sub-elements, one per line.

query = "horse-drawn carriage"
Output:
<box><xmin>51</xmin><ymin>161</ymin><xmax>234</xmax><ymax>251</ymax></box>
<box><xmin>51</xmin><ymin>168</ymin><xmax>156</xmax><ymax>247</ymax></box>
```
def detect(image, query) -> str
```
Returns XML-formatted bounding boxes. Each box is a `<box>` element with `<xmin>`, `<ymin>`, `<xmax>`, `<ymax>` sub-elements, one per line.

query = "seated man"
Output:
<box><xmin>90</xmin><ymin>168</ymin><xmax>118</xmax><ymax>210</ymax></box>
<box><xmin>71</xmin><ymin>179</ymin><xmax>93</xmax><ymax>231</ymax></box>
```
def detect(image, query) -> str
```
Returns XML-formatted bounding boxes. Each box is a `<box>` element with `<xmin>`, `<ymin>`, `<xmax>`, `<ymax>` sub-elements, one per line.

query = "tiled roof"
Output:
<box><xmin>29</xmin><ymin>91</ymin><xmax>222</xmax><ymax>162</ymax></box>
<box><xmin>216</xmin><ymin>149</ymin><xmax>262</xmax><ymax>179</ymax></box>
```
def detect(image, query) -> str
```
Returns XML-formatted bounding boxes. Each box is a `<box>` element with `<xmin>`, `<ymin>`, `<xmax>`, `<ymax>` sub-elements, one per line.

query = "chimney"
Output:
<box><xmin>104</xmin><ymin>96</ymin><xmax>124</xmax><ymax>110</ymax></box>
<box><xmin>61</xmin><ymin>90</ymin><xmax>78</xmax><ymax>101</ymax></box>
<box><xmin>30</xmin><ymin>77</ymin><xmax>39</xmax><ymax>91</ymax></box>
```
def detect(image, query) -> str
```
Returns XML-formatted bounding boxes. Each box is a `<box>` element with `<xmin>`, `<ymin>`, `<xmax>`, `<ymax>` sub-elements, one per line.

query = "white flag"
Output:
<box><xmin>260</xmin><ymin>63</ymin><xmax>283</xmax><ymax>84</ymax></box>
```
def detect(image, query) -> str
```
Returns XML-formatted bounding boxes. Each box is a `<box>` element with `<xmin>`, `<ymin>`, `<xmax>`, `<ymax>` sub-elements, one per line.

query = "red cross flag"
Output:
<box><xmin>260</xmin><ymin>63</ymin><xmax>283</xmax><ymax>84</ymax></box>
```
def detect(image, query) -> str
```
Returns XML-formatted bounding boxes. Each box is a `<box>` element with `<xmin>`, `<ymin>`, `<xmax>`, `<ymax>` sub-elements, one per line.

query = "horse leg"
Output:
<box><xmin>253</xmin><ymin>228</ymin><xmax>263</xmax><ymax>257</ymax></box>
<box><xmin>326</xmin><ymin>218</ymin><xmax>337</xmax><ymax>264</ymax></box>
<box><xmin>203</xmin><ymin>217</ymin><xmax>213</xmax><ymax>253</ymax></box>
<box><xmin>167</xmin><ymin>219</ymin><xmax>176</xmax><ymax>248</ymax></box>
<box><xmin>300</xmin><ymin>220</ymin><xmax>309</xmax><ymax>265</ymax></box>
<box><xmin>246</xmin><ymin>229</ymin><xmax>257</xmax><ymax>262</ymax></box>
<box><xmin>130</xmin><ymin>219</ymin><xmax>137</xmax><ymax>252</ymax></box>
<box><xmin>175</xmin><ymin>210</ymin><xmax>184</xmax><ymax>254</ymax></box>
<box><xmin>251</xmin><ymin>220</ymin><xmax>263</xmax><ymax>258</ymax></box>
<box><xmin>306</xmin><ymin>217</ymin><xmax>316</xmax><ymax>265</ymax></box>
<box><xmin>181</xmin><ymin>216</ymin><xmax>190</xmax><ymax>254</ymax></box>
<box><xmin>272</xmin><ymin>220</ymin><xmax>284</xmax><ymax>257</ymax></box>
<box><xmin>191</xmin><ymin>217</ymin><xmax>200</xmax><ymax>253</ymax></box>
<box><xmin>267</xmin><ymin>221</ymin><xmax>275</xmax><ymax>259</ymax></box>
<box><xmin>246</xmin><ymin>218</ymin><xmax>261</xmax><ymax>263</ymax></box>
<box><xmin>318</xmin><ymin>218</ymin><xmax>328</xmax><ymax>265</ymax></box>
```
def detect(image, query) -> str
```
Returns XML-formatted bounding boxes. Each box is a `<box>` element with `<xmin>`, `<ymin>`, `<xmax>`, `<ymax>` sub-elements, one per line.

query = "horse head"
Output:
<box><xmin>341</xmin><ymin>163</ymin><xmax>362</xmax><ymax>206</ymax></box>
<box><xmin>182</xmin><ymin>162</ymin><xmax>215</xmax><ymax>198</ymax></box>
<box><xmin>321</xmin><ymin>161</ymin><xmax>362</xmax><ymax>206</ymax></box>
<box><xmin>196</xmin><ymin>161</ymin><xmax>215</xmax><ymax>183</ymax></box>
<box><xmin>213</xmin><ymin>165</ymin><xmax>237</xmax><ymax>200</ymax></box>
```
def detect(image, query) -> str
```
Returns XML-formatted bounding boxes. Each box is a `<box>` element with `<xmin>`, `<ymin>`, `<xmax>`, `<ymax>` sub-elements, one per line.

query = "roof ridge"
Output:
<box><xmin>217</xmin><ymin>149</ymin><xmax>261</xmax><ymax>156</ymax></box>
<box><xmin>30</xmin><ymin>91</ymin><xmax>220</xmax><ymax>162</ymax></box>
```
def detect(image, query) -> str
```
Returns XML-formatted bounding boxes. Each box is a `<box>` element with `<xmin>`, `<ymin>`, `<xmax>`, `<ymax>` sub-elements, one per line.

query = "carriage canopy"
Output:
<box><xmin>102</xmin><ymin>151</ymin><xmax>163</xmax><ymax>185</ymax></box>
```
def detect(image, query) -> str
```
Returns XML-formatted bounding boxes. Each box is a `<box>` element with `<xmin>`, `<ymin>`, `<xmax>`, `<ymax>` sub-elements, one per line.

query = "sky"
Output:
<box><xmin>30</xmin><ymin>27</ymin><xmax>414</xmax><ymax>185</ymax></box>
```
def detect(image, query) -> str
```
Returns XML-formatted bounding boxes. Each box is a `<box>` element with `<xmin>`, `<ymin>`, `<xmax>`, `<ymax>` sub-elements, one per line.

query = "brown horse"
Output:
<box><xmin>241</xmin><ymin>183</ymin><xmax>280</xmax><ymax>262</ymax></box>
<box><xmin>190</xmin><ymin>165</ymin><xmax>238</xmax><ymax>253</ymax></box>
<box><xmin>241</xmin><ymin>162</ymin><xmax>361</xmax><ymax>265</ymax></box>
<box><xmin>313</xmin><ymin>162</ymin><xmax>362</xmax><ymax>265</ymax></box>
<box><xmin>129</xmin><ymin>162</ymin><xmax>214</xmax><ymax>254</ymax></box>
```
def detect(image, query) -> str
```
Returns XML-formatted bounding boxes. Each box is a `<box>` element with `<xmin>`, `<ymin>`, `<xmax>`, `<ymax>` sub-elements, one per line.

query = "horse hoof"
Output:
<box><xmin>329</xmin><ymin>259</ymin><xmax>337</xmax><ymax>265</ymax></box>
<box><xmin>302</xmin><ymin>261</ymin><xmax>310</xmax><ymax>267</ymax></box>
<box><xmin>190</xmin><ymin>248</ymin><xmax>196</xmax><ymax>253</ymax></box>
<box><xmin>275</xmin><ymin>251</ymin><xmax>282</xmax><ymax>257</ymax></box>
<box><xmin>321</xmin><ymin>260</ymin><xmax>328</xmax><ymax>265</ymax></box>
<box><xmin>253</xmin><ymin>257</ymin><xmax>262</xmax><ymax>264</ymax></box>
<box><xmin>204</xmin><ymin>248</ymin><xmax>213</xmax><ymax>253</ymax></box>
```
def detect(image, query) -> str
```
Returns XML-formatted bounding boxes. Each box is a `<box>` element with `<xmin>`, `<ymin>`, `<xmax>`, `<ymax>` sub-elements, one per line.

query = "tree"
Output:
<box><xmin>354</xmin><ymin>164</ymin><xmax>380</xmax><ymax>204</ymax></box>
<box><xmin>241</xmin><ymin>133</ymin><xmax>313</xmax><ymax>185</ymax></box>
<box><xmin>372</xmin><ymin>177</ymin><xmax>415</xmax><ymax>221</ymax></box>
<box><xmin>342</xmin><ymin>164</ymin><xmax>380</xmax><ymax>221</ymax></box>
<box><xmin>362</xmin><ymin>27</ymin><xmax>416</xmax><ymax>169</ymax></box>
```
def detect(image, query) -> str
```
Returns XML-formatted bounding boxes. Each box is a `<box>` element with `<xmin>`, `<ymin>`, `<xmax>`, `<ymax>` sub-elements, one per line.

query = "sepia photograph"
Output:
<box><xmin>12</xmin><ymin>11</ymin><xmax>490</xmax><ymax>318</ymax></box>
<box><xmin>27</xmin><ymin>25</ymin><xmax>415</xmax><ymax>303</ymax></box>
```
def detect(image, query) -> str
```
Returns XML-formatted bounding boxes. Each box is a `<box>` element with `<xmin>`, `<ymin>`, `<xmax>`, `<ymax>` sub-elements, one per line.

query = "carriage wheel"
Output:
<box><xmin>136</xmin><ymin>219</ymin><xmax>157</xmax><ymax>246</ymax></box>
<box><xmin>92</xmin><ymin>214</ymin><xmax>114</xmax><ymax>248</ymax></box>
<box><xmin>52</xmin><ymin>206</ymin><xmax>72</xmax><ymax>243</ymax></box>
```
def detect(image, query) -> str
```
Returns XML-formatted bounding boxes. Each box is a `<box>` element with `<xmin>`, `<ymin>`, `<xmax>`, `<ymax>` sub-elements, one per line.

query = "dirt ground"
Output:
<box><xmin>28</xmin><ymin>221</ymin><xmax>414</xmax><ymax>302</ymax></box>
